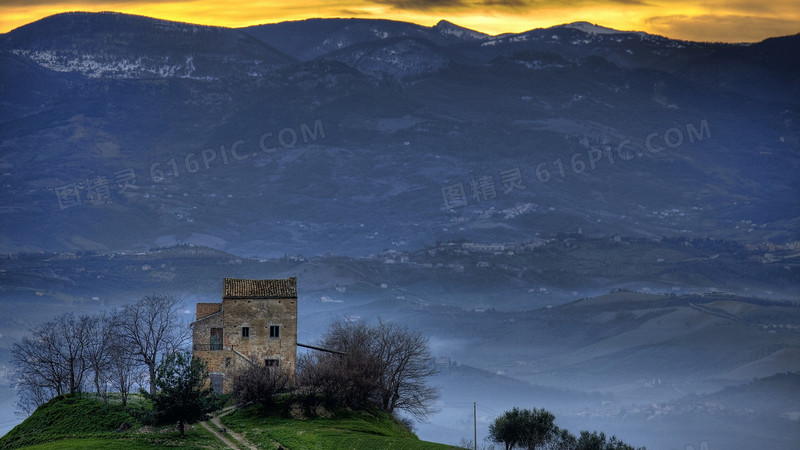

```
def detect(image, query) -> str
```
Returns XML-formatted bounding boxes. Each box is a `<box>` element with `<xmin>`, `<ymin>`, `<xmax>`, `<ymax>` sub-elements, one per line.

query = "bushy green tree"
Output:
<box><xmin>489</xmin><ymin>407</ymin><xmax>644</xmax><ymax>450</ymax></box>
<box><xmin>519</xmin><ymin>408</ymin><xmax>557</xmax><ymax>448</ymax></box>
<box><xmin>489</xmin><ymin>407</ymin><xmax>557</xmax><ymax>449</ymax></box>
<box><xmin>146</xmin><ymin>351</ymin><xmax>216</xmax><ymax>438</ymax></box>
<box><xmin>576</xmin><ymin>431</ymin><xmax>643</xmax><ymax>450</ymax></box>
<box><xmin>488</xmin><ymin>407</ymin><xmax>524</xmax><ymax>449</ymax></box>
<box><xmin>545</xmin><ymin>427</ymin><xmax>578</xmax><ymax>450</ymax></box>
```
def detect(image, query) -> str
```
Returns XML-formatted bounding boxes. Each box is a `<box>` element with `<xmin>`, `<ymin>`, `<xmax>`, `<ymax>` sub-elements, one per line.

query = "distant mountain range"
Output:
<box><xmin>0</xmin><ymin>12</ymin><xmax>798</xmax><ymax>256</ymax></box>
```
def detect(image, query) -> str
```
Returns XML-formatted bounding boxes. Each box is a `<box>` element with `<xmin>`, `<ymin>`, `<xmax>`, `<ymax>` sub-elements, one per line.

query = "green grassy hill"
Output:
<box><xmin>0</xmin><ymin>394</ymin><xmax>454</xmax><ymax>449</ymax></box>
<box><xmin>220</xmin><ymin>404</ymin><xmax>453</xmax><ymax>449</ymax></box>
<box><xmin>0</xmin><ymin>394</ymin><xmax>224</xmax><ymax>449</ymax></box>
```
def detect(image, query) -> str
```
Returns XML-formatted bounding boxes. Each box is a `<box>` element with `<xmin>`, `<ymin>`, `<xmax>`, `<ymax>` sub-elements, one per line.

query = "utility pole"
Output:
<box><xmin>474</xmin><ymin>401</ymin><xmax>477</xmax><ymax>450</ymax></box>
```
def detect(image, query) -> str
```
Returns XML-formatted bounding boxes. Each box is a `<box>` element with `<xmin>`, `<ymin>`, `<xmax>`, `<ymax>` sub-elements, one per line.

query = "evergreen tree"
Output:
<box><xmin>146</xmin><ymin>351</ymin><xmax>216</xmax><ymax>438</ymax></box>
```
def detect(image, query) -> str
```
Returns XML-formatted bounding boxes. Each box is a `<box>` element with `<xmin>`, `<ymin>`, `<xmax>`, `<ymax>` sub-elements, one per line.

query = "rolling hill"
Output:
<box><xmin>0</xmin><ymin>12</ymin><xmax>797</xmax><ymax>256</ymax></box>
<box><xmin>0</xmin><ymin>394</ymin><xmax>453</xmax><ymax>449</ymax></box>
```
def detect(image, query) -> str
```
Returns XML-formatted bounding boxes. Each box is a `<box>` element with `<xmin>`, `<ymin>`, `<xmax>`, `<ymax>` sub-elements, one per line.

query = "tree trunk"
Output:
<box><xmin>148</xmin><ymin>363</ymin><xmax>157</xmax><ymax>395</ymax></box>
<box><xmin>94</xmin><ymin>372</ymin><xmax>106</xmax><ymax>402</ymax></box>
<box><xmin>178</xmin><ymin>420</ymin><xmax>185</xmax><ymax>438</ymax></box>
<box><xmin>69</xmin><ymin>358</ymin><xmax>76</xmax><ymax>394</ymax></box>
<box><xmin>94</xmin><ymin>372</ymin><xmax>100</xmax><ymax>397</ymax></box>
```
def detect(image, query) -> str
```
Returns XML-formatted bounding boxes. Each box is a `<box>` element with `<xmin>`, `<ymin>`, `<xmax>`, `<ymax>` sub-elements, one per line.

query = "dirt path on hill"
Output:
<box><xmin>198</xmin><ymin>419</ymin><xmax>239</xmax><ymax>449</ymax></box>
<box><xmin>211</xmin><ymin>406</ymin><xmax>260</xmax><ymax>450</ymax></box>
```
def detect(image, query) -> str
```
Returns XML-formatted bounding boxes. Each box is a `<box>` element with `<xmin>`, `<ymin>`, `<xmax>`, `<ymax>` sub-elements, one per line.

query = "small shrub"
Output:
<box><xmin>394</xmin><ymin>414</ymin><xmax>416</xmax><ymax>433</ymax></box>
<box><xmin>231</xmin><ymin>363</ymin><xmax>292</xmax><ymax>409</ymax></box>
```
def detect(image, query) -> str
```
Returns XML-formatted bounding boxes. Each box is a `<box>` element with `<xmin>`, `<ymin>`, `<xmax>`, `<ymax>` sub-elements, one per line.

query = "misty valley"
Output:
<box><xmin>1</xmin><ymin>239</ymin><xmax>798</xmax><ymax>448</ymax></box>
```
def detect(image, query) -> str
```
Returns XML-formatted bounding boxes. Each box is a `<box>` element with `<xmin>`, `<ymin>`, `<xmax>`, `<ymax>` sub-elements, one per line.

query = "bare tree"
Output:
<box><xmin>314</xmin><ymin>320</ymin><xmax>383</xmax><ymax>408</ymax></box>
<box><xmin>10</xmin><ymin>298</ymin><xmax>185</xmax><ymax>411</ymax></box>
<box><xmin>10</xmin><ymin>313</ymin><xmax>92</xmax><ymax>412</ymax></box>
<box><xmin>372</xmin><ymin>319</ymin><xmax>439</xmax><ymax>419</ymax></box>
<box><xmin>50</xmin><ymin>313</ymin><xmax>91</xmax><ymax>395</ymax></box>
<box><xmin>82</xmin><ymin>313</ymin><xmax>114</xmax><ymax>401</ymax></box>
<box><xmin>300</xmin><ymin>319</ymin><xmax>439</xmax><ymax>420</ymax></box>
<box><xmin>456</xmin><ymin>437</ymin><xmax>496</xmax><ymax>450</ymax></box>
<box><xmin>107</xmin><ymin>333</ymin><xmax>146</xmax><ymax>407</ymax></box>
<box><xmin>11</xmin><ymin>333</ymin><xmax>65</xmax><ymax>413</ymax></box>
<box><xmin>231</xmin><ymin>363</ymin><xmax>292</xmax><ymax>409</ymax></box>
<box><xmin>114</xmin><ymin>294</ymin><xmax>189</xmax><ymax>395</ymax></box>
<box><xmin>13</xmin><ymin>378</ymin><xmax>54</xmax><ymax>414</ymax></box>
<box><xmin>296</xmin><ymin>321</ymin><xmax>383</xmax><ymax>409</ymax></box>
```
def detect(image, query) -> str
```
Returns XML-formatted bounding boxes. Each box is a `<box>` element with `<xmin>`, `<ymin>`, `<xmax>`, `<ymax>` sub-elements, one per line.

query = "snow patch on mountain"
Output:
<box><xmin>481</xmin><ymin>32</ymin><xmax>534</xmax><ymax>47</ymax></box>
<box><xmin>372</xmin><ymin>29</ymin><xmax>390</xmax><ymax>39</ymax></box>
<box><xmin>328</xmin><ymin>39</ymin><xmax>449</xmax><ymax>79</ymax></box>
<box><xmin>10</xmin><ymin>49</ymin><xmax>214</xmax><ymax>80</ymax></box>
<box><xmin>513</xmin><ymin>59</ymin><xmax>566</xmax><ymax>70</ymax></box>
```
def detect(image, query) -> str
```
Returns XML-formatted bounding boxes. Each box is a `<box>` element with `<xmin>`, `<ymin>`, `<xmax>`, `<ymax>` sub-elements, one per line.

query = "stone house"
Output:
<box><xmin>192</xmin><ymin>277</ymin><xmax>298</xmax><ymax>394</ymax></box>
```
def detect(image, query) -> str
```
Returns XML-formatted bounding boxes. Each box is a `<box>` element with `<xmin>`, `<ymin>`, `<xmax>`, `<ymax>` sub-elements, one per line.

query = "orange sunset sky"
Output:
<box><xmin>1</xmin><ymin>1</ymin><xmax>799</xmax><ymax>42</ymax></box>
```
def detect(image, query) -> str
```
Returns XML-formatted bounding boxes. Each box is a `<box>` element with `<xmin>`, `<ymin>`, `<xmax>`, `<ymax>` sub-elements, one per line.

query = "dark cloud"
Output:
<box><xmin>719</xmin><ymin>1</ymin><xmax>781</xmax><ymax>15</ymax></box>
<box><xmin>483</xmin><ymin>0</ymin><xmax>650</xmax><ymax>6</ymax></box>
<box><xmin>0</xmin><ymin>0</ymin><xmax>188</xmax><ymax>6</ymax></box>
<box><xmin>480</xmin><ymin>0</ymin><xmax>531</xmax><ymax>7</ymax></box>
<box><xmin>335</xmin><ymin>8</ymin><xmax>376</xmax><ymax>16</ymax></box>
<box><xmin>645</xmin><ymin>14</ymin><xmax>800</xmax><ymax>42</ymax></box>
<box><xmin>370</xmin><ymin>0</ymin><xmax>467</xmax><ymax>10</ymax></box>
<box><xmin>370</xmin><ymin>0</ymin><xmax>649</xmax><ymax>11</ymax></box>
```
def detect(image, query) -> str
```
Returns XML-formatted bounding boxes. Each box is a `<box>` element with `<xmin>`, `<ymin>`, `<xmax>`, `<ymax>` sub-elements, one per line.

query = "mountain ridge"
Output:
<box><xmin>0</xmin><ymin>11</ymin><xmax>797</xmax><ymax>258</ymax></box>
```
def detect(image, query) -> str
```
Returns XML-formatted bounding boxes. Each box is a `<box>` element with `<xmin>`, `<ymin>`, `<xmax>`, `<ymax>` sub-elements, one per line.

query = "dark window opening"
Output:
<box><xmin>210</xmin><ymin>373</ymin><xmax>224</xmax><ymax>395</ymax></box>
<box><xmin>269</xmin><ymin>325</ymin><xmax>280</xmax><ymax>338</ymax></box>
<box><xmin>265</xmin><ymin>359</ymin><xmax>279</xmax><ymax>367</ymax></box>
<box><xmin>242</xmin><ymin>327</ymin><xmax>250</xmax><ymax>338</ymax></box>
<box><xmin>210</xmin><ymin>328</ymin><xmax>223</xmax><ymax>350</ymax></box>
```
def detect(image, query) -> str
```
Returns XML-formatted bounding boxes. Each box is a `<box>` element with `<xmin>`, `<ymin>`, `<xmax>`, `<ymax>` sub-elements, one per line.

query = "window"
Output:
<box><xmin>269</xmin><ymin>325</ymin><xmax>280</xmax><ymax>338</ymax></box>
<box><xmin>264</xmin><ymin>359</ymin><xmax>279</xmax><ymax>367</ymax></box>
<box><xmin>210</xmin><ymin>328</ymin><xmax>223</xmax><ymax>350</ymax></box>
<box><xmin>210</xmin><ymin>373</ymin><xmax>224</xmax><ymax>395</ymax></box>
<box><xmin>242</xmin><ymin>327</ymin><xmax>250</xmax><ymax>338</ymax></box>
<box><xmin>225</xmin><ymin>357</ymin><xmax>231</xmax><ymax>368</ymax></box>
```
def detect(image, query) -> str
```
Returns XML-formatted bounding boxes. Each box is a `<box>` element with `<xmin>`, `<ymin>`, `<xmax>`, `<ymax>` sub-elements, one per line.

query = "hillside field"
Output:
<box><xmin>0</xmin><ymin>394</ymin><xmax>454</xmax><ymax>449</ymax></box>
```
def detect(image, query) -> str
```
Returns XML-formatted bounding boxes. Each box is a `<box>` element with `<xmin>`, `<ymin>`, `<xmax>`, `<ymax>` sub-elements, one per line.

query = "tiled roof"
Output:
<box><xmin>223</xmin><ymin>277</ymin><xmax>297</xmax><ymax>299</ymax></box>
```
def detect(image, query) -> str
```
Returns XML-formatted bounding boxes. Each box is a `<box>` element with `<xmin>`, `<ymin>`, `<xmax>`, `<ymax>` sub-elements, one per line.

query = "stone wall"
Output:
<box><xmin>192</xmin><ymin>293</ymin><xmax>298</xmax><ymax>393</ymax></box>
<box><xmin>222</xmin><ymin>297</ymin><xmax>297</xmax><ymax>376</ymax></box>
<box><xmin>196</xmin><ymin>303</ymin><xmax>221</xmax><ymax>320</ymax></box>
<box><xmin>193</xmin><ymin>308</ymin><xmax>222</xmax><ymax>352</ymax></box>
